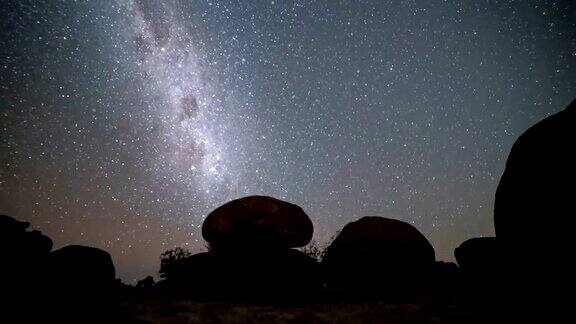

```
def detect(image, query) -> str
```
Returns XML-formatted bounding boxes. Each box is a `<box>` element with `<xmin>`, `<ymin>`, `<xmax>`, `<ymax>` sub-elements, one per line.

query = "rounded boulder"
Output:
<box><xmin>49</xmin><ymin>245</ymin><xmax>116</xmax><ymax>295</ymax></box>
<box><xmin>202</xmin><ymin>196</ymin><xmax>313</xmax><ymax>250</ymax></box>
<box><xmin>495</xmin><ymin>98</ymin><xmax>576</xmax><ymax>252</ymax></box>
<box><xmin>322</xmin><ymin>216</ymin><xmax>435</xmax><ymax>291</ymax></box>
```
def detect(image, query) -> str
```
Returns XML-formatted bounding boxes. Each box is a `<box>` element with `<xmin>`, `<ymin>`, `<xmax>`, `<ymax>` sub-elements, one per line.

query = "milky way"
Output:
<box><xmin>121</xmin><ymin>1</ymin><xmax>243</xmax><ymax>199</ymax></box>
<box><xmin>1</xmin><ymin>1</ymin><xmax>575</xmax><ymax>282</ymax></box>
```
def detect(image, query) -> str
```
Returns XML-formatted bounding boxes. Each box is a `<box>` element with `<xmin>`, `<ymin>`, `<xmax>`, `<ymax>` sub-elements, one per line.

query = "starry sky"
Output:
<box><xmin>1</xmin><ymin>0</ymin><xmax>575</xmax><ymax>283</ymax></box>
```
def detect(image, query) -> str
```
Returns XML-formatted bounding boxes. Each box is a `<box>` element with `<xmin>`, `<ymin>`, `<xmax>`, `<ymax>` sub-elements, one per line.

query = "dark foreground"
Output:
<box><xmin>114</xmin><ymin>296</ymin><xmax>473</xmax><ymax>324</ymax></box>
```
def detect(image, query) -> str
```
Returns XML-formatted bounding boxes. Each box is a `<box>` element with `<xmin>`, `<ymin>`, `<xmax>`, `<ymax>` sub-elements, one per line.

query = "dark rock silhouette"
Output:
<box><xmin>44</xmin><ymin>245</ymin><xmax>120</xmax><ymax>322</ymax></box>
<box><xmin>0</xmin><ymin>215</ymin><xmax>52</xmax><ymax>292</ymax></box>
<box><xmin>495</xmin><ymin>98</ymin><xmax>576</xmax><ymax>267</ymax></box>
<box><xmin>1</xmin><ymin>215</ymin><xmax>53</xmax><ymax>323</ymax></box>
<box><xmin>202</xmin><ymin>195</ymin><xmax>314</xmax><ymax>252</ymax></box>
<box><xmin>432</xmin><ymin>261</ymin><xmax>460</xmax><ymax>275</ymax></box>
<box><xmin>321</xmin><ymin>216</ymin><xmax>435</xmax><ymax>294</ymax></box>
<box><xmin>493</xmin><ymin>98</ymin><xmax>576</xmax><ymax>318</ymax></box>
<box><xmin>454</xmin><ymin>237</ymin><xmax>501</xmax><ymax>302</ymax></box>
<box><xmin>491</xmin><ymin>98</ymin><xmax>576</xmax><ymax>321</ymax></box>
<box><xmin>0</xmin><ymin>217</ymin><xmax>123</xmax><ymax>322</ymax></box>
<box><xmin>0</xmin><ymin>214</ymin><xmax>53</xmax><ymax>262</ymax></box>
<box><xmin>160</xmin><ymin>249</ymin><xmax>321</xmax><ymax>300</ymax></box>
<box><xmin>160</xmin><ymin>196</ymin><xmax>321</xmax><ymax>300</ymax></box>
<box><xmin>48</xmin><ymin>245</ymin><xmax>116</xmax><ymax>295</ymax></box>
<box><xmin>429</xmin><ymin>261</ymin><xmax>462</xmax><ymax>294</ymax></box>
<box><xmin>454</xmin><ymin>237</ymin><xmax>500</xmax><ymax>276</ymax></box>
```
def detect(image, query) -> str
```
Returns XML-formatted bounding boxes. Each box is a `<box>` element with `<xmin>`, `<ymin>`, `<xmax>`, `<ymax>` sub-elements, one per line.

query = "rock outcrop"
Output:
<box><xmin>495</xmin><ymin>99</ymin><xmax>576</xmax><ymax>261</ymax></box>
<box><xmin>321</xmin><ymin>216</ymin><xmax>435</xmax><ymax>293</ymax></box>
<box><xmin>455</xmin><ymin>237</ymin><xmax>500</xmax><ymax>275</ymax></box>
<box><xmin>48</xmin><ymin>245</ymin><xmax>116</xmax><ymax>295</ymax></box>
<box><xmin>0</xmin><ymin>215</ymin><xmax>53</xmax><ymax>291</ymax></box>
<box><xmin>202</xmin><ymin>195</ymin><xmax>314</xmax><ymax>252</ymax></box>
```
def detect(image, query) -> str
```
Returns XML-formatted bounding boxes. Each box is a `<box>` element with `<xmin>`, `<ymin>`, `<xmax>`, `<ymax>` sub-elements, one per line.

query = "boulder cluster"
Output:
<box><xmin>159</xmin><ymin>196</ymin><xmax>454</xmax><ymax>298</ymax></box>
<box><xmin>1</xmin><ymin>215</ymin><xmax>116</xmax><ymax>294</ymax></box>
<box><xmin>1</xmin><ymin>215</ymin><xmax>117</xmax><ymax>322</ymax></box>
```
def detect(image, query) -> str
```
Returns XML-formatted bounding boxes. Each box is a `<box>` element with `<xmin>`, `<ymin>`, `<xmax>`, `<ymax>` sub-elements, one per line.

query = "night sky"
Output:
<box><xmin>1</xmin><ymin>0</ymin><xmax>575</xmax><ymax>283</ymax></box>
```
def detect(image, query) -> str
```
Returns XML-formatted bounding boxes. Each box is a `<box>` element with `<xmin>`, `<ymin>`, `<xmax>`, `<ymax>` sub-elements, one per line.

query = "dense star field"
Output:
<box><xmin>1</xmin><ymin>1</ymin><xmax>575</xmax><ymax>283</ymax></box>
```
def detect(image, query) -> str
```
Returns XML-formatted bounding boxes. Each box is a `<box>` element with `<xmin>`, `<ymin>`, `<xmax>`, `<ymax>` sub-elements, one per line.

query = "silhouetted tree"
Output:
<box><xmin>302</xmin><ymin>232</ymin><xmax>339</xmax><ymax>261</ymax></box>
<box><xmin>159</xmin><ymin>247</ymin><xmax>191</xmax><ymax>280</ymax></box>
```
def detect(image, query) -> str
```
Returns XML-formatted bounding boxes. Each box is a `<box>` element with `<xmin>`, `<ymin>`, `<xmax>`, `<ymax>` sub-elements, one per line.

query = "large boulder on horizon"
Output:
<box><xmin>321</xmin><ymin>216</ymin><xmax>435</xmax><ymax>292</ymax></box>
<box><xmin>494</xmin><ymin>98</ymin><xmax>576</xmax><ymax>266</ymax></box>
<box><xmin>202</xmin><ymin>195</ymin><xmax>313</xmax><ymax>251</ymax></box>
<box><xmin>48</xmin><ymin>245</ymin><xmax>116</xmax><ymax>295</ymax></box>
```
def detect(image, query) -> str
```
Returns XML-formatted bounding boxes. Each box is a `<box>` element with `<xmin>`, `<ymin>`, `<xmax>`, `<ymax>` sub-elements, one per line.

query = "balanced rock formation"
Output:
<box><xmin>164</xmin><ymin>196</ymin><xmax>320</xmax><ymax>299</ymax></box>
<box><xmin>321</xmin><ymin>216</ymin><xmax>435</xmax><ymax>293</ymax></box>
<box><xmin>495</xmin><ymin>98</ymin><xmax>576</xmax><ymax>270</ymax></box>
<box><xmin>202</xmin><ymin>195</ymin><xmax>313</xmax><ymax>252</ymax></box>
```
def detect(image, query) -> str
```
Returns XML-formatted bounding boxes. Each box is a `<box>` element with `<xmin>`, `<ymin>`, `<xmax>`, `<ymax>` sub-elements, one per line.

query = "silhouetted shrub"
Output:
<box><xmin>159</xmin><ymin>247</ymin><xmax>192</xmax><ymax>281</ymax></box>
<box><xmin>302</xmin><ymin>240</ymin><xmax>324</xmax><ymax>261</ymax></box>
<box><xmin>301</xmin><ymin>234</ymin><xmax>339</xmax><ymax>262</ymax></box>
<box><xmin>136</xmin><ymin>275</ymin><xmax>155</xmax><ymax>289</ymax></box>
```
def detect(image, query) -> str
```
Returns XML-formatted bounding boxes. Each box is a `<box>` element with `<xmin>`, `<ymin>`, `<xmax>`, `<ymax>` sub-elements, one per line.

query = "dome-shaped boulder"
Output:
<box><xmin>321</xmin><ymin>216</ymin><xmax>435</xmax><ymax>293</ymax></box>
<box><xmin>202</xmin><ymin>196</ymin><xmax>313</xmax><ymax>251</ymax></box>
<box><xmin>48</xmin><ymin>245</ymin><xmax>116</xmax><ymax>295</ymax></box>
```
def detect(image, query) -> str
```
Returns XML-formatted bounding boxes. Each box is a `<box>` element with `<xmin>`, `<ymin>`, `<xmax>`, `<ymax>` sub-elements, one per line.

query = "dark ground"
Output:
<box><xmin>114</xmin><ymin>297</ymin><xmax>473</xmax><ymax>324</ymax></box>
